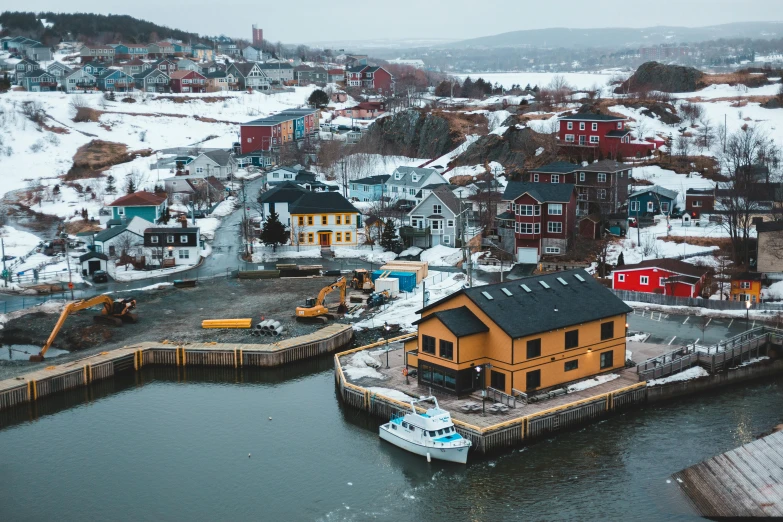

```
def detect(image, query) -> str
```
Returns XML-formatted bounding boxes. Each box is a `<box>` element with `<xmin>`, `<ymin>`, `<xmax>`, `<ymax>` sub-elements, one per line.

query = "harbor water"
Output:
<box><xmin>0</xmin><ymin>356</ymin><xmax>781</xmax><ymax>521</ymax></box>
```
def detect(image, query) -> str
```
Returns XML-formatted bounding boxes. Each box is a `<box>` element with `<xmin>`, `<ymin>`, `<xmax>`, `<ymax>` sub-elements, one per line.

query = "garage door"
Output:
<box><xmin>517</xmin><ymin>247</ymin><xmax>538</xmax><ymax>264</ymax></box>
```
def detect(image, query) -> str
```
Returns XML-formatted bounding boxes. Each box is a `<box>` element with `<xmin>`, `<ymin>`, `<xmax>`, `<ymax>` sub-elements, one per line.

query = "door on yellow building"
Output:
<box><xmin>319</xmin><ymin>232</ymin><xmax>331</xmax><ymax>246</ymax></box>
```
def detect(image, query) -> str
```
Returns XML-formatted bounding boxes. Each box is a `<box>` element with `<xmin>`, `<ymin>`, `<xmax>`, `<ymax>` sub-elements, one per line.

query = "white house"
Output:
<box><xmin>142</xmin><ymin>225</ymin><xmax>202</xmax><ymax>266</ymax></box>
<box><xmin>63</xmin><ymin>68</ymin><xmax>97</xmax><ymax>92</ymax></box>
<box><xmin>384</xmin><ymin>166</ymin><xmax>447</xmax><ymax>205</ymax></box>
<box><xmin>89</xmin><ymin>216</ymin><xmax>153</xmax><ymax>257</ymax></box>
<box><xmin>188</xmin><ymin>150</ymin><xmax>237</xmax><ymax>179</ymax></box>
<box><xmin>257</xmin><ymin>182</ymin><xmax>308</xmax><ymax>227</ymax></box>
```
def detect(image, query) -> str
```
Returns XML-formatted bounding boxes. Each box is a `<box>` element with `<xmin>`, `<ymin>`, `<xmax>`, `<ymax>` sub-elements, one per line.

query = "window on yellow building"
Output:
<box><xmin>308</xmin><ymin>216</ymin><xmax>313</xmax><ymax>225</ymax></box>
<box><xmin>526</xmin><ymin>338</ymin><xmax>541</xmax><ymax>359</ymax></box>
<box><xmin>600</xmin><ymin>351</ymin><xmax>613</xmax><ymax>369</ymax></box>
<box><xmin>439</xmin><ymin>340</ymin><xmax>453</xmax><ymax>359</ymax></box>
<box><xmin>336</xmin><ymin>215</ymin><xmax>341</xmax><ymax>225</ymax></box>
<box><xmin>298</xmin><ymin>216</ymin><xmax>304</xmax><ymax>226</ymax></box>
<box><xmin>345</xmin><ymin>215</ymin><xmax>351</xmax><ymax>224</ymax></box>
<box><xmin>322</xmin><ymin>215</ymin><xmax>328</xmax><ymax>225</ymax></box>
<box><xmin>421</xmin><ymin>335</ymin><xmax>435</xmax><ymax>354</ymax></box>
<box><xmin>526</xmin><ymin>369</ymin><xmax>541</xmax><ymax>390</ymax></box>
<box><xmin>564</xmin><ymin>360</ymin><xmax>578</xmax><ymax>372</ymax></box>
<box><xmin>307</xmin><ymin>233</ymin><xmax>314</xmax><ymax>243</ymax></box>
<box><xmin>565</xmin><ymin>330</ymin><xmax>579</xmax><ymax>349</ymax></box>
<box><xmin>298</xmin><ymin>233</ymin><xmax>305</xmax><ymax>244</ymax></box>
<box><xmin>345</xmin><ymin>232</ymin><xmax>351</xmax><ymax>243</ymax></box>
<box><xmin>490</xmin><ymin>371</ymin><xmax>505</xmax><ymax>390</ymax></box>
<box><xmin>600</xmin><ymin>322</ymin><xmax>614</xmax><ymax>341</ymax></box>
<box><xmin>740</xmin><ymin>281</ymin><xmax>751</xmax><ymax>289</ymax></box>
<box><xmin>336</xmin><ymin>232</ymin><xmax>342</xmax><ymax>242</ymax></box>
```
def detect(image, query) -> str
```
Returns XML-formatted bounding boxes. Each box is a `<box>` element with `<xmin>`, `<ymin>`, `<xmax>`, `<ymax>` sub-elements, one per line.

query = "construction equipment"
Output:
<box><xmin>351</xmin><ymin>269</ymin><xmax>375</xmax><ymax>293</ymax></box>
<box><xmin>296</xmin><ymin>277</ymin><xmax>349</xmax><ymax>323</ymax></box>
<box><xmin>30</xmin><ymin>296</ymin><xmax>137</xmax><ymax>362</ymax></box>
<box><xmin>367</xmin><ymin>290</ymin><xmax>390</xmax><ymax>308</ymax></box>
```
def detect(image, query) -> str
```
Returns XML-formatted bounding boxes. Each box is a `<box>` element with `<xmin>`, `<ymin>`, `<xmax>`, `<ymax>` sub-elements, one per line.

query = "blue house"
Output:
<box><xmin>628</xmin><ymin>185</ymin><xmax>678</xmax><ymax>217</ymax></box>
<box><xmin>349</xmin><ymin>175</ymin><xmax>389</xmax><ymax>202</ymax></box>
<box><xmin>82</xmin><ymin>61</ymin><xmax>107</xmax><ymax>76</ymax></box>
<box><xmin>113</xmin><ymin>43</ymin><xmax>148</xmax><ymax>58</ymax></box>
<box><xmin>108</xmin><ymin>192</ymin><xmax>168</xmax><ymax>223</ymax></box>
<box><xmin>97</xmin><ymin>70</ymin><xmax>135</xmax><ymax>92</ymax></box>
<box><xmin>22</xmin><ymin>69</ymin><xmax>57</xmax><ymax>92</ymax></box>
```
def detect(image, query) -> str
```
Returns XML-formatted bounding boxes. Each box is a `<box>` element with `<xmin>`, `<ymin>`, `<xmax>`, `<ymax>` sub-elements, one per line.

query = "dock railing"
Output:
<box><xmin>486</xmin><ymin>386</ymin><xmax>516</xmax><ymax>408</ymax></box>
<box><xmin>636</xmin><ymin>326</ymin><xmax>781</xmax><ymax>381</ymax></box>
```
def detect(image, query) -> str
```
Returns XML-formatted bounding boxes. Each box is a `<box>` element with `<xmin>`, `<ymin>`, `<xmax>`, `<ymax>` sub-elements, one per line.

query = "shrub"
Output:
<box><xmin>73</xmin><ymin>107</ymin><xmax>100</xmax><ymax>123</ymax></box>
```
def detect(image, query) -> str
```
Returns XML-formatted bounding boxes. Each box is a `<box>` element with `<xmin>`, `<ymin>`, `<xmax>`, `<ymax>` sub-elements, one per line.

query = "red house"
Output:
<box><xmin>169</xmin><ymin>70</ymin><xmax>206</xmax><ymax>93</ymax></box>
<box><xmin>612</xmin><ymin>259</ymin><xmax>709</xmax><ymax>298</ymax></box>
<box><xmin>344</xmin><ymin>65</ymin><xmax>394</xmax><ymax>94</ymax></box>
<box><xmin>239</xmin><ymin>108</ymin><xmax>318</xmax><ymax>154</ymax></box>
<box><xmin>500</xmin><ymin>182</ymin><xmax>577</xmax><ymax>263</ymax></box>
<box><xmin>685</xmin><ymin>188</ymin><xmax>715</xmax><ymax>218</ymax></box>
<box><xmin>558</xmin><ymin>113</ymin><xmax>663</xmax><ymax>159</ymax></box>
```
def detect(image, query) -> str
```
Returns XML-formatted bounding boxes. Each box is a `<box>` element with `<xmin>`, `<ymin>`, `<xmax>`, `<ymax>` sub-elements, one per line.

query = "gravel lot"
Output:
<box><xmin>0</xmin><ymin>276</ymin><xmax>368</xmax><ymax>379</ymax></box>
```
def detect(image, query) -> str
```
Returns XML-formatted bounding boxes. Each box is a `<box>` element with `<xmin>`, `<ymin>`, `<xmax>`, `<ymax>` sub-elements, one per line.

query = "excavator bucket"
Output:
<box><xmin>29</xmin><ymin>354</ymin><xmax>44</xmax><ymax>362</ymax></box>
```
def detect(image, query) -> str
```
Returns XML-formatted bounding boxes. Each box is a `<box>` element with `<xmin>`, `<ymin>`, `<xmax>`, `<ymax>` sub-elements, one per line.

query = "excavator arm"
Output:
<box><xmin>296</xmin><ymin>277</ymin><xmax>348</xmax><ymax>320</ymax></box>
<box><xmin>31</xmin><ymin>295</ymin><xmax>136</xmax><ymax>362</ymax></box>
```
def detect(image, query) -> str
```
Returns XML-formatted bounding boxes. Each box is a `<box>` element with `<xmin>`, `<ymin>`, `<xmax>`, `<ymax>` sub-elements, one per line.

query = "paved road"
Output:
<box><xmin>627</xmin><ymin>308</ymin><xmax>755</xmax><ymax>348</ymax></box>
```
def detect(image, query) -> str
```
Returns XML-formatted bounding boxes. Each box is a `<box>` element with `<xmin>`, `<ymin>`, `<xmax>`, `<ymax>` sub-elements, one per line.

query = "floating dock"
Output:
<box><xmin>674</xmin><ymin>429</ymin><xmax>783</xmax><ymax>517</ymax></box>
<box><xmin>0</xmin><ymin>324</ymin><xmax>353</xmax><ymax>412</ymax></box>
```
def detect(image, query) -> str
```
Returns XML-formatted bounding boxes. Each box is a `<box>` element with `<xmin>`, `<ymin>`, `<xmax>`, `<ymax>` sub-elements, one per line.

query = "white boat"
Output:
<box><xmin>379</xmin><ymin>396</ymin><xmax>472</xmax><ymax>464</ymax></box>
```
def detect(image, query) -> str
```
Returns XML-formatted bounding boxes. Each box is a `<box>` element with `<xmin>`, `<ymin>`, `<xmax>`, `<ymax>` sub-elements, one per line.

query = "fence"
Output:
<box><xmin>612</xmin><ymin>289</ymin><xmax>783</xmax><ymax>311</ymax></box>
<box><xmin>636</xmin><ymin>326</ymin><xmax>780</xmax><ymax>381</ymax></box>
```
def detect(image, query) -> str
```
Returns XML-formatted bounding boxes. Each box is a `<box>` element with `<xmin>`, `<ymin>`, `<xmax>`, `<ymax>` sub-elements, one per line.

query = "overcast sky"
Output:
<box><xmin>26</xmin><ymin>0</ymin><xmax>780</xmax><ymax>43</ymax></box>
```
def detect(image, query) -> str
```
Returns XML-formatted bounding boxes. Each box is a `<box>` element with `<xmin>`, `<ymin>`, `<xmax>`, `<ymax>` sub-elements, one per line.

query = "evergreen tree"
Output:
<box><xmin>260</xmin><ymin>210</ymin><xmax>288</xmax><ymax>251</ymax></box>
<box><xmin>105</xmin><ymin>175</ymin><xmax>116</xmax><ymax>195</ymax></box>
<box><xmin>524</xmin><ymin>83</ymin><xmax>532</xmax><ymax>91</ymax></box>
<box><xmin>380</xmin><ymin>218</ymin><xmax>397</xmax><ymax>251</ymax></box>
<box><xmin>125</xmin><ymin>177</ymin><xmax>136</xmax><ymax>195</ymax></box>
<box><xmin>307</xmin><ymin>89</ymin><xmax>329</xmax><ymax>108</ymax></box>
<box><xmin>617</xmin><ymin>252</ymin><xmax>625</xmax><ymax>267</ymax></box>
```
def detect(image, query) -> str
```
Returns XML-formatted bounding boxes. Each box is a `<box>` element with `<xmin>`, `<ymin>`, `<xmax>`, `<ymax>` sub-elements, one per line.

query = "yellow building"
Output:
<box><xmin>289</xmin><ymin>191</ymin><xmax>361</xmax><ymax>247</ymax></box>
<box><xmin>411</xmin><ymin>269</ymin><xmax>631</xmax><ymax>396</ymax></box>
<box><xmin>730</xmin><ymin>272</ymin><xmax>762</xmax><ymax>303</ymax></box>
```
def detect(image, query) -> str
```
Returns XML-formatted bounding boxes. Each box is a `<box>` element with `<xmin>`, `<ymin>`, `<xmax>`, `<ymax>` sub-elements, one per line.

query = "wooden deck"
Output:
<box><xmin>338</xmin><ymin>341</ymin><xmax>668</xmax><ymax>429</ymax></box>
<box><xmin>674</xmin><ymin>430</ymin><xmax>783</xmax><ymax>518</ymax></box>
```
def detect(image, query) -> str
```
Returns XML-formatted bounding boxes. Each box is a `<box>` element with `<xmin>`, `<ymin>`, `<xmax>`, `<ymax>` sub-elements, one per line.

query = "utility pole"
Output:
<box><xmin>1</xmin><ymin>238</ymin><xmax>6</xmax><ymax>287</ymax></box>
<box><xmin>64</xmin><ymin>239</ymin><xmax>74</xmax><ymax>300</ymax></box>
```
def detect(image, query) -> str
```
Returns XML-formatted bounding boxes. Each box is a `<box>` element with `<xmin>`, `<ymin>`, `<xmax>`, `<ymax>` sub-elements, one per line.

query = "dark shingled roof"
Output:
<box><xmin>288</xmin><ymin>191</ymin><xmax>360</xmax><ymax>214</ymax></box>
<box><xmin>417</xmin><ymin>269</ymin><xmax>631</xmax><ymax>340</ymax></box>
<box><xmin>258</xmin><ymin>182</ymin><xmax>306</xmax><ymax>204</ymax></box>
<box><xmin>412</xmin><ymin>306</ymin><xmax>489</xmax><ymax>337</ymax></box>
<box><xmin>503</xmin><ymin>182</ymin><xmax>575</xmax><ymax>203</ymax></box>
<box><xmin>353</xmin><ymin>174</ymin><xmax>389</xmax><ymax>185</ymax></box>
<box><xmin>78</xmin><ymin>251</ymin><xmax>108</xmax><ymax>263</ymax></box>
<box><xmin>559</xmin><ymin>113</ymin><xmax>626</xmax><ymax>121</ymax></box>
<box><xmin>757</xmin><ymin>221</ymin><xmax>783</xmax><ymax>233</ymax></box>
<box><xmin>530</xmin><ymin>161</ymin><xmax>580</xmax><ymax>174</ymax></box>
<box><xmin>606</xmin><ymin>129</ymin><xmax>631</xmax><ymax>137</ymax></box>
<box><xmin>429</xmin><ymin>185</ymin><xmax>461</xmax><ymax>214</ymax></box>
<box><xmin>614</xmin><ymin>258</ymin><xmax>710</xmax><ymax>279</ymax></box>
<box><xmin>579</xmin><ymin>160</ymin><xmax>630</xmax><ymax>173</ymax></box>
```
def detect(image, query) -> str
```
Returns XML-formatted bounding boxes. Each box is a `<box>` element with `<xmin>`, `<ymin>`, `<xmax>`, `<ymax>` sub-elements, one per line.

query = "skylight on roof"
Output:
<box><xmin>539</xmin><ymin>281</ymin><xmax>550</xmax><ymax>289</ymax></box>
<box><xmin>501</xmin><ymin>288</ymin><xmax>513</xmax><ymax>296</ymax></box>
<box><xmin>557</xmin><ymin>277</ymin><xmax>568</xmax><ymax>286</ymax></box>
<box><xmin>481</xmin><ymin>291</ymin><xmax>493</xmax><ymax>300</ymax></box>
<box><xmin>574</xmin><ymin>274</ymin><xmax>586</xmax><ymax>282</ymax></box>
<box><xmin>520</xmin><ymin>284</ymin><xmax>531</xmax><ymax>293</ymax></box>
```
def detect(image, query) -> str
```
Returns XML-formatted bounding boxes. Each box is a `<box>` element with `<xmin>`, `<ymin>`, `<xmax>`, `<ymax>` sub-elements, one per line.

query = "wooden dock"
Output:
<box><xmin>0</xmin><ymin>324</ymin><xmax>353</xmax><ymax>412</ymax></box>
<box><xmin>674</xmin><ymin>430</ymin><xmax>783</xmax><ymax>518</ymax></box>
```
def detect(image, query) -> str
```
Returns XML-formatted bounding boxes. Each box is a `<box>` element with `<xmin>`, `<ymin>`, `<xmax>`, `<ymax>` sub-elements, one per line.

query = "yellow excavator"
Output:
<box><xmin>30</xmin><ymin>295</ymin><xmax>138</xmax><ymax>362</ymax></box>
<box><xmin>295</xmin><ymin>277</ymin><xmax>348</xmax><ymax>323</ymax></box>
<box><xmin>351</xmin><ymin>269</ymin><xmax>375</xmax><ymax>294</ymax></box>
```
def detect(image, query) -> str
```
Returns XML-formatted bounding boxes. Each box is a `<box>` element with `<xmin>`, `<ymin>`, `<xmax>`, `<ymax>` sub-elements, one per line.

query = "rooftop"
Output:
<box><xmin>353</xmin><ymin>174</ymin><xmax>390</xmax><ymax>185</ymax></box>
<box><xmin>109</xmin><ymin>191</ymin><xmax>166</xmax><ymax>207</ymax></box>
<box><xmin>419</xmin><ymin>269</ymin><xmax>632</xmax><ymax>340</ymax></box>
<box><xmin>289</xmin><ymin>191</ymin><xmax>360</xmax><ymax>215</ymax></box>
<box><xmin>613</xmin><ymin>258</ymin><xmax>710</xmax><ymax>279</ymax></box>
<box><xmin>629</xmin><ymin>185</ymin><xmax>678</xmax><ymax>201</ymax></box>
<box><xmin>559</xmin><ymin>113</ymin><xmax>626</xmax><ymax>122</ymax></box>
<box><xmin>413</xmin><ymin>306</ymin><xmax>489</xmax><ymax>337</ymax></box>
<box><xmin>503</xmin><ymin>181</ymin><xmax>575</xmax><ymax>203</ymax></box>
<box><xmin>578</xmin><ymin>160</ymin><xmax>630</xmax><ymax>173</ymax></box>
<box><xmin>529</xmin><ymin>161</ymin><xmax>580</xmax><ymax>174</ymax></box>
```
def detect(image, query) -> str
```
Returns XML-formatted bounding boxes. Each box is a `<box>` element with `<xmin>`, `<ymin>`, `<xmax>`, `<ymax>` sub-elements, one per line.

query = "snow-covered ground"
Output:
<box><xmin>567</xmin><ymin>373</ymin><xmax>620</xmax><ymax>393</ymax></box>
<box><xmin>647</xmin><ymin>366</ymin><xmax>709</xmax><ymax>386</ymax></box>
<box><xmin>420</xmin><ymin>245</ymin><xmax>463</xmax><ymax>267</ymax></box>
<box><xmin>367</xmin><ymin>386</ymin><xmax>412</xmax><ymax>401</ymax></box>
<box><xmin>455</xmin><ymin>71</ymin><xmax>619</xmax><ymax>90</ymax></box>
<box><xmin>333</xmin><ymin>247</ymin><xmax>396</xmax><ymax>264</ymax></box>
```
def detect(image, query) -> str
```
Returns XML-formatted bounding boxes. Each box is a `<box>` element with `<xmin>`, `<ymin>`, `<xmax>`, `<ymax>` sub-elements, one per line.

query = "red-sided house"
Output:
<box><xmin>169</xmin><ymin>70</ymin><xmax>206</xmax><ymax>93</ymax></box>
<box><xmin>611</xmin><ymin>259</ymin><xmax>709</xmax><ymax>298</ymax></box>
<box><xmin>499</xmin><ymin>181</ymin><xmax>577</xmax><ymax>263</ymax></box>
<box><xmin>334</xmin><ymin>101</ymin><xmax>387</xmax><ymax>120</ymax></box>
<box><xmin>239</xmin><ymin>108</ymin><xmax>318</xmax><ymax>155</ymax></box>
<box><xmin>558</xmin><ymin>113</ymin><xmax>664</xmax><ymax>159</ymax></box>
<box><xmin>685</xmin><ymin>188</ymin><xmax>715</xmax><ymax>218</ymax></box>
<box><xmin>344</xmin><ymin>65</ymin><xmax>394</xmax><ymax>94</ymax></box>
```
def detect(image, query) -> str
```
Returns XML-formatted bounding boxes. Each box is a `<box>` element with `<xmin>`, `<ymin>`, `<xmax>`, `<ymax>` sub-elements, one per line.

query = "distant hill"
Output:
<box><xmin>445</xmin><ymin>22</ymin><xmax>783</xmax><ymax>49</ymax></box>
<box><xmin>0</xmin><ymin>11</ymin><xmax>202</xmax><ymax>44</ymax></box>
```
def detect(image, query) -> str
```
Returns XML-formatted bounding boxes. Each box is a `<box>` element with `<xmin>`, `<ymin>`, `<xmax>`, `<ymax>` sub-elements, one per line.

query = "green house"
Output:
<box><xmin>109</xmin><ymin>192</ymin><xmax>168</xmax><ymax>223</ymax></box>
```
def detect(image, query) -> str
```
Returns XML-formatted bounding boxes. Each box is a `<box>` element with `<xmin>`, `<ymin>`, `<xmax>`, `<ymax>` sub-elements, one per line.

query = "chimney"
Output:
<box><xmin>179</xmin><ymin>214</ymin><xmax>188</xmax><ymax>228</ymax></box>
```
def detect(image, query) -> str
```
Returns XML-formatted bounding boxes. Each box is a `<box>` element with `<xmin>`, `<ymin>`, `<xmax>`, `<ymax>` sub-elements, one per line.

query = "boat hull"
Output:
<box><xmin>379</xmin><ymin>425</ymin><xmax>470</xmax><ymax>464</ymax></box>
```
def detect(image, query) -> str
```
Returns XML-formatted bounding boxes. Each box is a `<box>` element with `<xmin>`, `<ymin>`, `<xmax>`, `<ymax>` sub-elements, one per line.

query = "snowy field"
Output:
<box><xmin>455</xmin><ymin>71</ymin><xmax>621</xmax><ymax>90</ymax></box>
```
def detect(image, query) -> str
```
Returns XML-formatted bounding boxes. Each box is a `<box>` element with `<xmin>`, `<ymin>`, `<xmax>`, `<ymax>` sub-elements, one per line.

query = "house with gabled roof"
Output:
<box><xmin>89</xmin><ymin>216</ymin><xmax>153</xmax><ymax>257</ymax></box>
<box><xmin>176</xmin><ymin>58</ymin><xmax>200</xmax><ymax>72</ymax></box>
<box><xmin>133</xmin><ymin>68</ymin><xmax>169</xmax><ymax>92</ymax></box>
<box><xmin>499</xmin><ymin>181</ymin><xmax>577</xmax><ymax>262</ymax></box>
<box><xmin>403</xmin><ymin>185</ymin><xmax>462</xmax><ymax>248</ymax></box>
<box><xmin>21</xmin><ymin>69</ymin><xmax>58</xmax><ymax>92</ymax></box>
<box><xmin>46</xmin><ymin>61</ymin><xmax>72</xmax><ymax>80</ymax></box>
<box><xmin>226</xmin><ymin>62</ymin><xmax>269</xmax><ymax>90</ymax></box>
<box><xmin>188</xmin><ymin>150</ymin><xmax>237</xmax><ymax>179</ymax></box>
<box><xmin>344</xmin><ymin>65</ymin><xmax>394</xmax><ymax>94</ymax></box>
<box><xmin>13</xmin><ymin>58</ymin><xmax>40</xmax><ymax>84</ymax></box>
<box><xmin>192</xmin><ymin>43</ymin><xmax>214</xmax><ymax>62</ymax></box>
<box><xmin>148</xmin><ymin>42</ymin><xmax>175</xmax><ymax>58</ymax></box>
<box><xmin>384</xmin><ymin>166</ymin><xmax>447</xmax><ymax>205</ymax></box>
<box><xmin>169</xmin><ymin>69</ymin><xmax>206</xmax><ymax>93</ymax></box>
<box><xmin>557</xmin><ymin>112</ymin><xmax>662</xmax><ymax>159</ymax></box>
<box><xmin>349</xmin><ymin>174</ymin><xmax>390</xmax><ymax>201</ymax></box>
<box><xmin>25</xmin><ymin>43</ymin><xmax>52</xmax><ymax>61</ymax></box>
<box><xmin>97</xmin><ymin>69</ymin><xmax>135</xmax><ymax>92</ymax></box>
<box><xmin>82</xmin><ymin>61</ymin><xmax>107</xmax><ymax>76</ymax></box>
<box><xmin>151</xmin><ymin>58</ymin><xmax>177</xmax><ymax>76</ymax></box>
<box><xmin>112</xmin><ymin>43</ymin><xmax>148</xmax><ymax>60</ymax></box>
<box><xmin>204</xmin><ymin>70</ymin><xmax>237</xmax><ymax>92</ymax></box>
<box><xmin>63</xmin><ymin>67</ymin><xmax>97</xmax><ymax>92</ymax></box>
<box><xmin>287</xmin><ymin>191</ymin><xmax>362</xmax><ymax>247</ymax></box>
<box><xmin>121</xmin><ymin>59</ymin><xmax>151</xmax><ymax>76</ymax></box>
<box><xmin>257</xmin><ymin>61</ymin><xmax>294</xmax><ymax>84</ymax></box>
<box><xmin>628</xmin><ymin>185</ymin><xmax>678</xmax><ymax>217</ymax></box>
<box><xmin>80</xmin><ymin>45</ymin><xmax>115</xmax><ymax>63</ymax></box>
<box><xmin>108</xmin><ymin>192</ymin><xmax>168</xmax><ymax>223</ymax></box>
<box><xmin>611</xmin><ymin>258</ymin><xmax>709</xmax><ymax>298</ymax></box>
<box><xmin>410</xmin><ymin>269</ymin><xmax>631</xmax><ymax>396</ymax></box>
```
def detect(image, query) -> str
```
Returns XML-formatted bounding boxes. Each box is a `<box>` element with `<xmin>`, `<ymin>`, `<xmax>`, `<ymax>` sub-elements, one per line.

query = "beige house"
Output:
<box><xmin>757</xmin><ymin>221</ymin><xmax>783</xmax><ymax>278</ymax></box>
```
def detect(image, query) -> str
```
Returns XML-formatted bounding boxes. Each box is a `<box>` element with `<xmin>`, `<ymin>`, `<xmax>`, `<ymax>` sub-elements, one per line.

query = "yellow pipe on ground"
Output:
<box><xmin>201</xmin><ymin>319</ymin><xmax>253</xmax><ymax>329</ymax></box>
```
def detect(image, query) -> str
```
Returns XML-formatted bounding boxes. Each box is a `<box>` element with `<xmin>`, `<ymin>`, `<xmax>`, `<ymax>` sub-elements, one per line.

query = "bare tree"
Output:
<box><xmin>696</xmin><ymin>117</ymin><xmax>715</xmax><ymax>151</ymax></box>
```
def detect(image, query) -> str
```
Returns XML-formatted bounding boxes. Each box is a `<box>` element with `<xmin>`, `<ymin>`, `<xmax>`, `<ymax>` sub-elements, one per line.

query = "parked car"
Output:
<box><xmin>92</xmin><ymin>270</ymin><xmax>109</xmax><ymax>283</ymax></box>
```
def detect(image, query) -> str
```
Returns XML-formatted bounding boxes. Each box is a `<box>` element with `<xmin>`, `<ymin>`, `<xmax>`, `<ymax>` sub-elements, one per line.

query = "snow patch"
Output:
<box><xmin>647</xmin><ymin>366</ymin><xmax>709</xmax><ymax>386</ymax></box>
<box><xmin>567</xmin><ymin>373</ymin><xmax>620</xmax><ymax>393</ymax></box>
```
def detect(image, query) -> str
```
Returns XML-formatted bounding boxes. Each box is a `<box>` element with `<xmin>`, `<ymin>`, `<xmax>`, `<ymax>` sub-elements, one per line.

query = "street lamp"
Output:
<box><xmin>746</xmin><ymin>299</ymin><xmax>751</xmax><ymax>331</ymax></box>
<box><xmin>384</xmin><ymin>322</ymin><xmax>391</xmax><ymax>369</ymax></box>
<box><xmin>476</xmin><ymin>362</ymin><xmax>492</xmax><ymax>415</ymax></box>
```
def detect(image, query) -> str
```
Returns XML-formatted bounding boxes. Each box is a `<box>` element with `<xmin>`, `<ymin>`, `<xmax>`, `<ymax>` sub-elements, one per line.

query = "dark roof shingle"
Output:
<box><xmin>530</xmin><ymin>161</ymin><xmax>580</xmax><ymax>174</ymax></box>
<box><xmin>613</xmin><ymin>258</ymin><xmax>710</xmax><ymax>279</ymax></box>
<box><xmin>503</xmin><ymin>182</ymin><xmax>575</xmax><ymax>203</ymax></box>
<box><xmin>412</xmin><ymin>306</ymin><xmax>489</xmax><ymax>337</ymax></box>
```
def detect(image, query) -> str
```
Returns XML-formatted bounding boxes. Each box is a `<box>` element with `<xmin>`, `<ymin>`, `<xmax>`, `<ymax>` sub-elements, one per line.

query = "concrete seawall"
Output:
<box><xmin>0</xmin><ymin>324</ymin><xmax>354</xmax><ymax>413</ymax></box>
